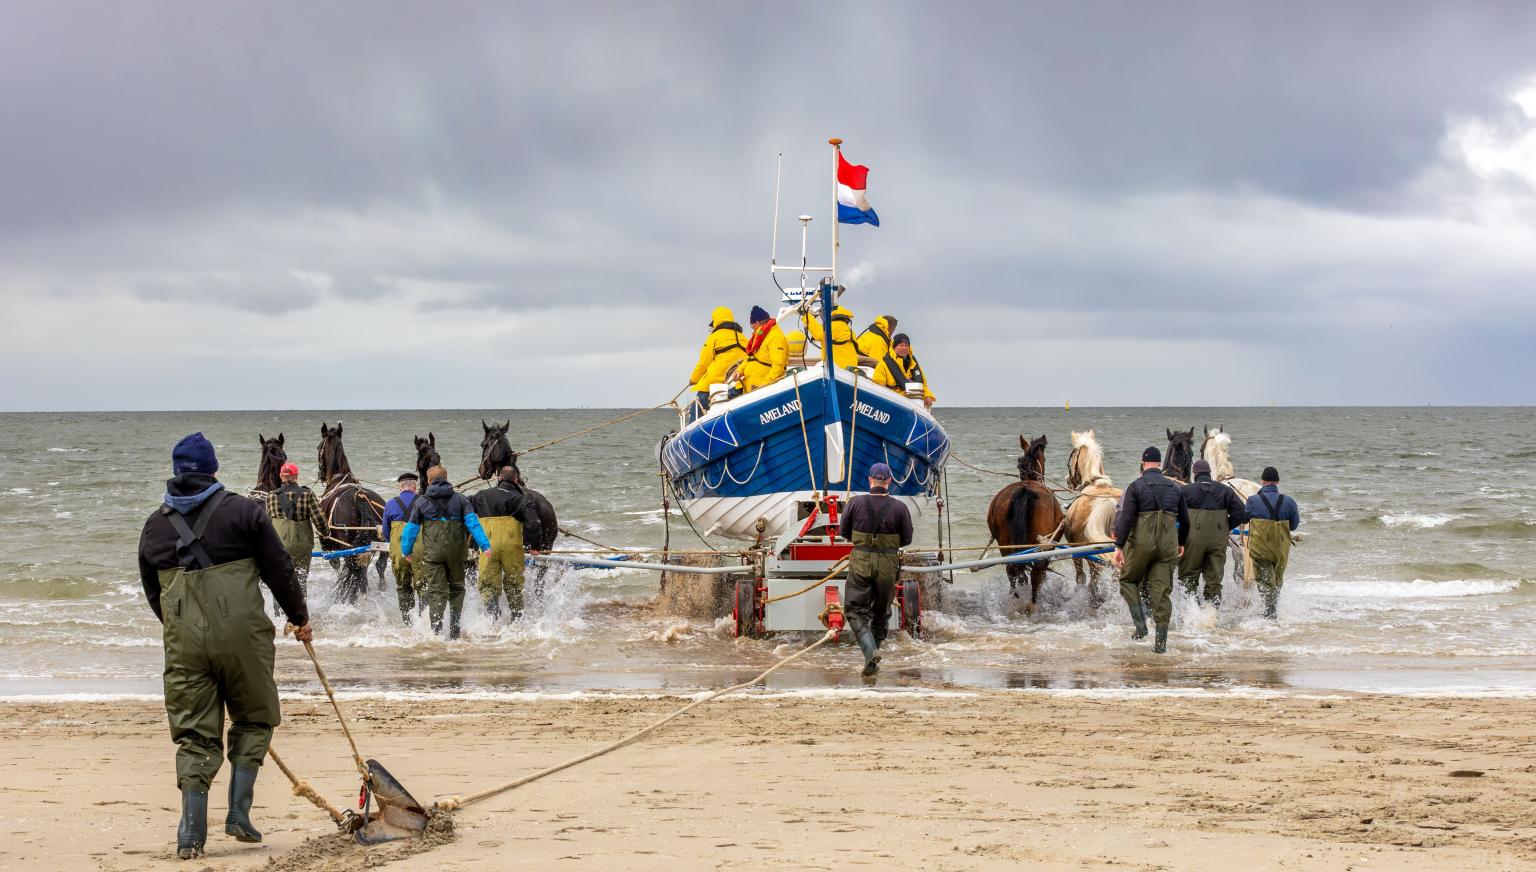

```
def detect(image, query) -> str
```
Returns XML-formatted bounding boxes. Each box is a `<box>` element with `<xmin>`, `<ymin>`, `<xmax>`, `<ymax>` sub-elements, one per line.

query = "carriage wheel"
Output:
<box><xmin>732</xmin><ymin>579</ymin><xmax>760</xmax><ymax>638</ymax></box>
<box><xmin>899</xmin><ymin>578</ymin><xmax>922</xmax><ymax>639</ymax></box>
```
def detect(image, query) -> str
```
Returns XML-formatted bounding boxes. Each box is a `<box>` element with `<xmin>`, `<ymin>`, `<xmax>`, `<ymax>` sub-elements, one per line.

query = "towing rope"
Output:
<box><xmin>518</xmin><ymin>397</ymin><xmax>682</xmax><ymax>458</ymax></box>
<box><xmin>948</xmin><ymin>452</ymin><xmax>1079</xmax><ymax>495</ymax></box>
<box><xmin>286</xmin><ymin>625</ymin><xmax>369</xmax><ymax>779</ymax></box>
<box><xmin>763</xmin><ymin>556</ymin><xmax>850</xmax><ymax>605</ymax></box>
<box><xmin>267</xmin><ymin>745</ymin><xmax>349</xmax><ymax>825</ymax></box>
<box><xmin>433</xmin><ymin>628</ymin><xmax>839</xmax><ymax>812</ymax></box>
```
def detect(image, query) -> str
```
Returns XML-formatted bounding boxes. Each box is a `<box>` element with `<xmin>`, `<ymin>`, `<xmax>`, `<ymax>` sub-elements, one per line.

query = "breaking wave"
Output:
<box><xmin>1297</xmin><ymin>579</ymin><xmax>1526</xmax><ymax>599</ymax></box>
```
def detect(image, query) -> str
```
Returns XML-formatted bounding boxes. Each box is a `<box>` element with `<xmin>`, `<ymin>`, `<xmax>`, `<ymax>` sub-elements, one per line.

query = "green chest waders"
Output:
<box><xmin>417</xmin><ymin>520</ymin><xmax>469</xmax><ymax>636</ymax></box>
<box><xmin>1120</xmin><ymin>511</ymin><xmax>1179</xmax><ymax>635</ymax></box>
<box><xmin>158</xmin><ymin>493</ymin><xmax>280</xmax><ymax>791</ymax></box>
<box><xmin>476</xmin><ymin>515</ymin><xmax>526</xmax><ymax>619</ymax></box>
<box><xmin>1179</xmin><ymin>507</ymin><xmax>1231</xmax><ymax>600</ymax></box>
<box><xmin>388</xmin><ymin>520</ymin><xmax>416</xmax><ymax>618</ymax></box>
<box><xmin>1248</xmin><ymin>495</ymin><xmax>1293</xmax><ymax>617</ymax></box>
<box><xmin>847</xmin><ymin>527</ymin><xmax>902</xmax><ymax>649</ymax></box>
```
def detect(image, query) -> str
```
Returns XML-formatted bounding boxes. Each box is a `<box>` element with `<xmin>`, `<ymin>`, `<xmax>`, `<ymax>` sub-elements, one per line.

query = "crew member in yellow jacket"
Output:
<box><xmin>803</xmin><ymin>304</ymin><xmax>859</xmax><ymax>370</ymax></box>
<box><xmin>873</xmin><ymin>333</ymin><xmax>935</xmax><ymax>408</ymax></box>
<box><xmin>687</xmin><ymin>307</ymin><xmax>747</xmax><ymax>419</ymax></box>
<box><xmin>736</xmin><ymin>305</ymin><xmax>789</xmax><ymax>394</ymax></box>
<box><xmin>856</xmin><ymin>315</ymin><xmax>898</xmax><ymax>362</ymax></box>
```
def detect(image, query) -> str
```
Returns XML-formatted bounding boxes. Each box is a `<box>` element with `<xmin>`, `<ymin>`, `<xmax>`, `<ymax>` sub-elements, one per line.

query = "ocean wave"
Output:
<box><xmin>1379</xmin><ymin>513</ymin><xmax>1456</xmax><ymax>528</ymax></box>
<box><xmin>6</xmin><ymin>488</ymin><xmax>33</xmax><ymax>495</ymax></box>
<box><xmin>47</xmin><ymin>447</ymin><xmax>86</xmax><ymax>453</ymax></box>
<box><xmin>1297</xmin><ymin>579</ymin><xmax>1525</xmax><ymax>599</ymax></box>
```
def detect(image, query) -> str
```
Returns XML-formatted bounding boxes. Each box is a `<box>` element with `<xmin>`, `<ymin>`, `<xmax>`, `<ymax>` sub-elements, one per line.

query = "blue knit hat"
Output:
<box><xmin>868</xmin><ymin>462</ymin><xmax>893</xmax><ymax>480</ymax></box>
<box><xmin>749</xmin><ymin>305</ymin><xmax>771</xmax><ymax>324</ymax></box>
<box><xmin>172</xmin><ymin>432</ymin><xmax>219</xmax><ymax>475</ymax></box>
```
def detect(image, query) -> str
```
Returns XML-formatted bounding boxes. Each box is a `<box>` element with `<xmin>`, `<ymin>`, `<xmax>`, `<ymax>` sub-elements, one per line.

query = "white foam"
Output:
<box><xmin>6</xmin><ymin>488</ymin><xmax>32</xmax><ymax>495</ymax></box>
<box><xmin>47</xmin><ymin>447</ymin><xmax>86</xmax><ymax>453</ymax></box>
<box><xmin>1297</xmin><ymin>579</ymin><xmax>1523</xmax><ymax>599</ymax></box>
<box><xmin>1380</xmin><ymin>513</ymin><xmax>1456</xmax><ymax>528</ymax></box>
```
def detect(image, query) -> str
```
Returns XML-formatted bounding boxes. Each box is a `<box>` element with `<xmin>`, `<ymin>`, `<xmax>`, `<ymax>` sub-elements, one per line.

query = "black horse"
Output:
<box><xmin>1163</xmin><ymin>427</ymin><xmax>1196</xmax><ymax>484</ymax></box>
<box><xmin>413</xmin><ymin>434</ymin><xmax>441</xmax><ymax>484</ymax></box>
<box><xmin>479</xmin><ymin>420</ymin><xmax>559</xmax><ymax>552</ymax></box>
<box><xmin>316</xmin><ymin>423</ymin><xmax>386</xmax><ymax>602</ymax></box>
<box><xmin>254</xmin><ymin>433</ymin><xmax>286</xmax><ymax>497</ymax></box>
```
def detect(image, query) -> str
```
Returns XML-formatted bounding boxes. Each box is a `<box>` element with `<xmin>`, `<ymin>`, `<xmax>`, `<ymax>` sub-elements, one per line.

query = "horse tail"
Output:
<box><xmin>1007</xmin><ymin>484</ymin><xmax>1037</xmax><ymax>551</ymax></box>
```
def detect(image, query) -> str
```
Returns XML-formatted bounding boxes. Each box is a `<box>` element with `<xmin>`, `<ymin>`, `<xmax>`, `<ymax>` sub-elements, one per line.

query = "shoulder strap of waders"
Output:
<box><xmin>882</xmin><ymin>353</ymin><xmax>909</xmax><ymax>389</ymax></box>
<box><xmin>161</xmin><ymin>489</ymin><xmax>228</xmax><ymax>571</ymax></box>
<box><xmin>906</xmin><ymin>352</ymin><xmax>924</xmax><ymax>385</ymax></box>
<box><xmin>711</xmin><ymin>325</ymin><xmax>745</xmax><ymax>354</ymax></box>
<box><xmin>1259</xmin><ymin>491</ymin><xmax>1281</xmax><ymax>521</ymax></box>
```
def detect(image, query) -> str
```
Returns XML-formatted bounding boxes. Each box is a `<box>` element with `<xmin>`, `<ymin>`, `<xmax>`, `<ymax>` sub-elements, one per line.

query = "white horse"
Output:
<box><xmin>1063</xmin><ymin>429</ymin><xmax>1121</xmax><ymax>593</ymax></box>
<box><xmin>1200</xmin><ymin>426</ymin><xmax>1260</xmax><ymax>584</ymax></box>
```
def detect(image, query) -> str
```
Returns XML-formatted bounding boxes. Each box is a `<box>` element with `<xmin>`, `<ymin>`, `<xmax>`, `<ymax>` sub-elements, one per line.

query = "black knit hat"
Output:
<box><xmin>1261</xmin><ymin>466</ymin><xmax>1279</xmax><ymax>482</ymax></box>
<box><xmin>1142</xmin><ymin>446</ymin><xmax>1161</xmax><ymax>463</ymax></box>
<box><xmin>891</xmin><ymin>333</ymin><xmax>910</xmax><ymax>346</ymax></box>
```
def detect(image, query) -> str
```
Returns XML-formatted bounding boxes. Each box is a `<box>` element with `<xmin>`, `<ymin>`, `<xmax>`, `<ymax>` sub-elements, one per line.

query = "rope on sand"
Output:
<box><xmin>267</xmin><ymin>745</ymin><xmax>349</xmax><ymax>826</ymax></box>
<box><xmin>432</xmin><ymin>628</ymin><xmax>838</xmax><ymax>812</ymax></box>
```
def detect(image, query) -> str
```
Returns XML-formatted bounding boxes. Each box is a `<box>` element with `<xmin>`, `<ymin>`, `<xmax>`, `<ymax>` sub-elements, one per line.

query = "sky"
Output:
<box><xmin>3</xmin><ymin>1</ymin><xmax>1536</xmax><ymax>410</ymax></box>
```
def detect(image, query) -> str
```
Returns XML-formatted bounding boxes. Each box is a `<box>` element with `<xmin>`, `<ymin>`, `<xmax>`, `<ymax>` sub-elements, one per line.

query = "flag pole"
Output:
<box><xmin>829</xmin><ymin>137</ymin><xmax>842</xmax><ymax>285</ymax></box>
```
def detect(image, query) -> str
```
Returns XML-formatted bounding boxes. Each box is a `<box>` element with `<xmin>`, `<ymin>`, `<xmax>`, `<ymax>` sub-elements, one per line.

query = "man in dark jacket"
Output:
<box><xmin>401</xmin><ymin>465</ymin><xmax>491</xmax><ymax>639</ymax></box>
<box><xmin>137</xmin><ymin>433</ymin><xmax>311</xmax><ymax>859</ymax></box>
<box><xmin>470</xmin><ymin>466</ymin><xmax>545</xmax><ymax>621</ymax></box>
<box><xmin>1243</xmin><ymin>466</ymin><xmax>1301</xmax><ymax>619</ymax></box>
<box><xmin>1112</xmin><ymin>446</ymin><xmax>1190</xmax><ymax>653</ymax></box>
<box><xmin>379</xmin><ymin>472</ymin><xmax>419</xmax><ymax>621</ymax></box>
<box><xmin>1178</xmin><ymin>459</ymin><xmax>1248</xmax><ymax>605</ymax></box>
<box><xmin>838</xmin><ymin>462</ymin><xmax>914</xmax><ymax>677</ymax></box>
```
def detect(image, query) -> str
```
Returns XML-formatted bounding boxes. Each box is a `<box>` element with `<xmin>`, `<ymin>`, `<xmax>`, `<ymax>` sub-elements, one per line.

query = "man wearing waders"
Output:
<box><xmin>1243</xmin><ymin>466</ymin><xmax>1301</xmax><ymax>619</ymax></box>
<box><xmin>1112</xmin><ymin>447</ymin><xmax>1190</xmax><ymax>653</ymax></box>
<box><xmin>262</xmin><ymin>463</ymin><xmax>329</xmax><ymax>613</ymax></box>
<box><xmin>838</xmin><ymin>462</ymin><xmax>913</xmax><ymax>678</ymax></box>
<box><xmin>400</xmin><ymin>465</ymin><xmax>490</xmax><ymax>639</ymax></box>
<box><xmin>1178</xmin><ymin>459</ymin><xmax>1248</xmax><ymax>605</ymax></box>
<box><xmin>470</xmin><ymin>466</ymin><xmax>545</xmax><ymax>622</ymax></box>
<box><xmin>137</xmin><ymin>433</ymin><xmax>312</xmax><ymax>859</ymax></box>
<box><xmin>379</xmin><ymin>472</ymin><xmax>420</xmax><ymax>621</ymax></box>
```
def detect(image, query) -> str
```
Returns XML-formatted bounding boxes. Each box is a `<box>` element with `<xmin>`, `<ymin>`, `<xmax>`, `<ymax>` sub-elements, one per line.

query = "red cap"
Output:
<box><xmin>280</xmin><ymin>463</ymin><xmax>300</xmax><ymax>476</ymax></box>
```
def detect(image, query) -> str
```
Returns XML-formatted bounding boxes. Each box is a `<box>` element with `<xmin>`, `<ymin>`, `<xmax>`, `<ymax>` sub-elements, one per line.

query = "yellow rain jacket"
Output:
<box><xmin>803</xmin><ymin>306</ymin><xmax>859</xmax><ymax>370</ymax></box>
<box><xmin>786</xmin><ymin>330</ymin><xmax>806</xmax><ymax>362</ymax></box>
<box><xmin>688</xmin><ymin>307</ymin><xmax>748</xmax><ymax>393</ymax></box>
<box><xmin>738</xmin><ymin>320</ymin><xmax>790</xmax><ymax>392</ymax></box>
<box><xmin>874</xmin><ymin>349</ymin><xmax>935</xmax><ymax>404</ymax></box>
<box><xmin>856</xmin><ymin>316</ymin><xmax>897</xmax><ymax>362</ymax></box>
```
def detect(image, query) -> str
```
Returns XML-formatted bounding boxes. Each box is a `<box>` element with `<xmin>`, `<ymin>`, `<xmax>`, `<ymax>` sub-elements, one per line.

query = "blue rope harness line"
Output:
<box><xmin>310</xmin><ymin>544</ymin><xmax>374</xmax><ymax>559</ymax></box>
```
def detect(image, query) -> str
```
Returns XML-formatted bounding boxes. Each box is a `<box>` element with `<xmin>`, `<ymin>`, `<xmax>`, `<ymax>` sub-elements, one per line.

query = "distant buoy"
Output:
<box><xmin>1064</xmin><ymin>400</ymin><xmax>1070</xmax><ymax>412</ymax></box>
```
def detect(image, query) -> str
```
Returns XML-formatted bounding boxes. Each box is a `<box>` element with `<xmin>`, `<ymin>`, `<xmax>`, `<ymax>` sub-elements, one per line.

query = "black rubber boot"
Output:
<box><xmin>1153</xmin><ymin>623</ymin><xmax>1169</xmax><ymax>654</ymax></box>
<box><xmin>485</xmin><ymin>599</ymin><xmax>502</xmax><ymax>622</ymax></box>
<box><xmin>448</xmin><ymin>607</ymin><xmax>462</xmax><ymax>640</ymax></box>
<box><xmin>177</xmin><ymin>788</ymin><xmax>207</xmax><ymax>860</ymax></box>
<box><xmin>1262</xmin><ymin>588</ymin><xmax>1279</xmax><ymax>620</ymax></box>
<box><xmin>856</xmin><ymin>628</ymin><xmax>880</xmax><ymax>678</ymax></box>
<box><xmin>1128</xmin><ymin>602</ymin><xmax>1149</xmax><ymax>640</ymax></box>
<box><xmin>225</xmin><ymin>765</ymin><xmax>262</xmax><ymax>843</ymax></box>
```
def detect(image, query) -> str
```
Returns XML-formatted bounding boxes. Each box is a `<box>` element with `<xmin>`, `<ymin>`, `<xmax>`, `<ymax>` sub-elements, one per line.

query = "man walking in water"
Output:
<box><xmin>1244</xmin><ymin>466</ymin><xmax>1301</xmax><ymax>619</ymax></box>
<box><xmin>470</xmin><ymin>465</ymin><xmax>545</xmax><ymax>622</ymax></box>
<box><xmin>401</xmin><ymin>465</ymin><xmax>491</xmax><ymax>639</ymax></box>
<box><xmin>1178</xmin><ymin>459</ymin><xmax>1248</xmax><ymax>606</ymax></box>
<box><xmin>379</xmin><ymin>472</ymin><xmax>419</xmax><ymax>621</ymax></box>
<box><xmin>137</xmin><ymin>433</ymin><xmax>312</xmax><ymax>859</ymax></box>
<box><xmin>1112</xmin><ymin>446</ymin><xmax>1190</xmax><ymax>653</ymax></box>
<box><xmin>263</xmin><ymin>462</ymin><xmax>329</xmax><ymax>613</ymax></box>
<box><xmin>839</xmin><ymin>462</ymin><xmax>913</xmax><ymax>678</ymax></box>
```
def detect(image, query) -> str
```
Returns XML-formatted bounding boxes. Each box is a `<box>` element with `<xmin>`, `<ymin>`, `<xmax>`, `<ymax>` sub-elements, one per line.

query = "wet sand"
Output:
<box><xmin>4</xmin><ymin>692</ymin><xmax>1536</xmax><ymax>871</ymax></box>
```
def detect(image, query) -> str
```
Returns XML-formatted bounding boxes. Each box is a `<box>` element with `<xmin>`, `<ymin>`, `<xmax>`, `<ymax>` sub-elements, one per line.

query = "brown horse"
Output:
<box><xmin>1163</xmin><ymin>427</ymin><xmax>1196</xmax><ymax>484</ymax></box>
<box><xmin>253</xmin><ymin>433</ymin><xmax>286</xmax><ymax>497</ymax></box>
<box><xmin>316</xmin><ymin>423</ymin><xmax>387</xmax><ymax>600</ymax></box>
<box><xmin>986</xmin><ymin>434</ymin><xmax>1066</xmax><ymax>613</ymax></box>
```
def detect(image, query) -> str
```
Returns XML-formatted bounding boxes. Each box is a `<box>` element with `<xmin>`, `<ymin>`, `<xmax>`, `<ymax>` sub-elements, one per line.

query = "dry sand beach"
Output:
<box><xmin>4</xmin><ymin>691</ymin><xmax>1535</xmax><ymax>871</ymax></box>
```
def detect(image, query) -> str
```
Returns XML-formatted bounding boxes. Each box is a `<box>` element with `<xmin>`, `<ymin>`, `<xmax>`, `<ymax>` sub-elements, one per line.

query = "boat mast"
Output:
<box><xmin>829</xmin><ymin>138</ymin><xmax>842</xmax><ymax>284</ymax></box>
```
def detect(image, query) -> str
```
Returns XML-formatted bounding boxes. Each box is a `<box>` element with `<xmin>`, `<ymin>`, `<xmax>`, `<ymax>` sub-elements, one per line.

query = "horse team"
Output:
<box><xmin>986</xmin><ymin>425</ymin><xmax>1260</xmax><ymax>612</ymax></box>
<box><xmin>249</xmin><ymin>421</ymin><xmax>559</xmax><ymax>608</ymax></box>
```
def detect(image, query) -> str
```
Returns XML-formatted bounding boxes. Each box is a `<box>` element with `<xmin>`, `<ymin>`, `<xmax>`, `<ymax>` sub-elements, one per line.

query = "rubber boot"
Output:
<box><xmin>1153</xmin><ymin>623</ymin><xmax>1169</xmax><ymax>654</ymax></box>
<box><xmin>856</xmin><ymin>628</ymin><xmax>880</xmax><ymax>678</ymax></box>
<box><xmin>485</xmin><ymin>598</ymin><xmax>502</xmax><ymax>622</ymax></box>
<box><xmin>1262</xmin><ymin>587</ymin><xmax>1279</xmax><ymax>620</ymax></box>
<box><xmin>225</xmin><ymin>765</ymin><xmax>262</xmax><ymax>843</ymax></box>
<box><xmin>448</xmin><ymin>606</ymin><xmax>462</xmax><ymax>641</ymax></box>
<box><xmin>1128</xmin><ymin>602</ymin><xmax>1149</xmax><ymax>640</ymax></box>
<box><xmin>177</xmin><ymin>788</ymin><xmax>207</xmax><ymax>860</ymax></box>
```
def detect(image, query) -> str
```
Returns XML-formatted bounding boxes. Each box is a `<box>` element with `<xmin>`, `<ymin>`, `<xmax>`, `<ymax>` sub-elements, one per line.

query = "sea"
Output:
<box><xmin>2</xmin><ymin>407</ymin><xmax>1533</xmax><ymax>701</ymax></box>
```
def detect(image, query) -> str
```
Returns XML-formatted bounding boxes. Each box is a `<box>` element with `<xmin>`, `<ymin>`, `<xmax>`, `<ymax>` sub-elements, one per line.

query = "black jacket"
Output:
<box><xmin>470</xmin><ymin>480</ymin><xmax>545</xmax><ymax>548</ymax></box>
<box><xmin>1113</xmin><ymin>467</ymin><xmax>1191</xmax><ymax>548</ymax></box>
<box><xmin>138</xmin><ymin>473</ymin><xmax>308</xmax><ymax>625</ymax></box>
<box><xmin>838</xmin><ymin>490</ymin><xmax>914</xmax><ymax>546</ymax></box>
<box><xmin>1182</xmin><ymin>474</ymin><xmax>1249</xmax><ymax>530</ymax></box>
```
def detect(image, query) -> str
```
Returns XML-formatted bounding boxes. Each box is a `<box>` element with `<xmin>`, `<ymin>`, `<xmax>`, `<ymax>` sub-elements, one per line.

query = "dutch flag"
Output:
<box><xmin>836</xmin><ymin>152</ymin><xmax>880</xmax><ymax>227</ymax></box>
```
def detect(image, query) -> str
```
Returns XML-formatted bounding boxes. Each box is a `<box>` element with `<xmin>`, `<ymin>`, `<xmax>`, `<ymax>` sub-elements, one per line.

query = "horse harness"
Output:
<box><xmin>161</xmin><ymin>490</ymin><xmax>230</xmax><ymax>572</ymax></box>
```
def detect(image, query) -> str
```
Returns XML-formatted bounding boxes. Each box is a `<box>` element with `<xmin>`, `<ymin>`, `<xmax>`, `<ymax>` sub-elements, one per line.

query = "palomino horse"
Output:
<box><xmin>1062</xmin><ymin>429</ymin><xmax>1121</xmax><ymax>592</ymax></box>
<box><xmin>1200</xmin><ymin>425</ymin><xmax>1261</xmax><ymax>584</ymax></box>
<box><xmin>985</xmin><ymin>434</ymin><xmax>1065</xmax><ymax>613</ymax></box>
<box><xmin>316</xmin><ymin>423</ymin><xmax>386</xmax><ymax>602</ymax></box>
<box><xmin>479</xmin><ymin>420</ymin><xmax>559</xmax><ymax>552</ymax></box>
<box><xmin>413</xmin><ymin>434</ymin><xmax>441</xmax><ymax>484</ymax></box>
<box><xmin>253</xmin><ymin>433</ymin><xmax>286</xmax><ymax>498</ymax></box>
<box><xmin>1163</xmin><ymin>427</ymin><xmax>1196</xmax><ymax>483</ymax></box>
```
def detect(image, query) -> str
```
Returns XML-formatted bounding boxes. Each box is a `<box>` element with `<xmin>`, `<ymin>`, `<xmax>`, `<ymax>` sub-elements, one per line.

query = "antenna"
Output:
<box><xmin>769</xmin><ymin>153</ymin><xmax>783</xmax><ymax>278</ymax></box>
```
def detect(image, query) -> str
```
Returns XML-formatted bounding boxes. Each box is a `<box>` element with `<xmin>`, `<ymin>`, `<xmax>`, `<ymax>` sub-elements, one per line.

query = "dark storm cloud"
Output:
<box><xmin>3</xmin><ymin>1</ymin><xmax>1536</xmax><ymax>408</ymax></box>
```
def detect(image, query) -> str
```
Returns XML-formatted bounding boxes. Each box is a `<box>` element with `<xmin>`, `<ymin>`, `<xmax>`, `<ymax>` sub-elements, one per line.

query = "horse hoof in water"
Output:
<box><xmin>1024</xmin><ymin>601</ymin><xmax>1037</xmax><ymax>617</ymax></box>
